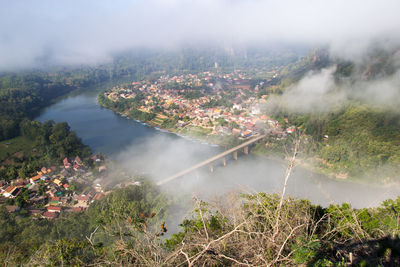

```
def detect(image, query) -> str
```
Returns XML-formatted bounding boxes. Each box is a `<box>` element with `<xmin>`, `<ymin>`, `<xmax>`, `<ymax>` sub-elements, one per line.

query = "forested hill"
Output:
<box><xmin>2</xmin><ymin>182</ymin><xmax>400</xmax><ymax>265</ymax></box>
<box><xmin>267</xmin><ymin>47</ymin><xmax>400</xmax><ymax>181</ymax></box>
<box><xmin>0</xmin><ymin>68</ymin><xmax>112</xmax><ymax>141</ymax></box>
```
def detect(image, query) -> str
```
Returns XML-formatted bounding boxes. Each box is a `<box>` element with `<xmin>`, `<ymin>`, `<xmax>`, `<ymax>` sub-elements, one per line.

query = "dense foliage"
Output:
<box><xmin>0</xmin><ymin>120</ymin><xmax>91</xmax><ymax>181</ymax></box>
<box><xmin>266</xmin><ymin>48</ymin><xmax>400</xmax><ymax>181</ymax></box>
<box><xmin>0</xmin><ymin>182</ymin><xmax>170</xmax><ymax>265</ymax></box>
<box><xmin>1</xmin><ymin>183</ymin><xmax>400</xmax><ymax>266</ymax></box>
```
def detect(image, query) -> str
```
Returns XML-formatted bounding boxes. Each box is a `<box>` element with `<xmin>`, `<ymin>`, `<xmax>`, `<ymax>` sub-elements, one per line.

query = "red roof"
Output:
<box><xmin>43</xmin><ymin>211</ymin><xmax>59</xmax><ymax>219</ymax></box>
<box><xmin>63</xmin><ymin>158</ymin><xmax>70</xmax><ymax>165</ymax></box>
<box><xmin>77</xmin><ymin>195</ymin><xmax>90</xmax><ymax>201</ymax></box>
<box><xmin>4</xmin><ymin>185</ymin><xmax>17</xmax><ymax>194</ymax></box>
<box><xmin>47</xmin><ymin>206</ymin><xmax>62</xmax><ymax>212</ymax></box>
<box><xmin>5</xmin><ymin>205</ymin><xmax>19</xmax><ymax>213</ymax></box>
<box><xmin>72</xmin><ymin>207</ymin><xmax>85</xmax><ymax>212</ymax></box>
<box><xmin>75</xmin><ymin>156</ymin><xmax>82</xmax><ymax>164</ymax></box>
<box><xmin>94</xmin><ymin>193</ymin><xmax>105</xmax><ymax>201</ymax></box>
<box><xmin>29</xmin><ymin>209</ymin><xmax>44</xmax><ymax>215</ymax></box>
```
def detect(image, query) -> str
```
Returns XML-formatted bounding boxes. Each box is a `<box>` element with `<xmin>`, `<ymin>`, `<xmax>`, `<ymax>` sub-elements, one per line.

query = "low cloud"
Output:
<box><xmin>111</xmin><ymin>134</ymin><xmax>400</xmax><ymax>208</ymax></box>
<box><xmin>264</xmin><ymin>64</ymin><xmax>400</xmax><ymax>114</ymax></box>
<box><xmin>265</xmin><ymin>67</ymin><xmax>347</xmax><ymax>114</ymax></box>
<box><xmin>353</xmin><ymin>71</ymin><xmax>400</xmax><ymax>108</ymax></box>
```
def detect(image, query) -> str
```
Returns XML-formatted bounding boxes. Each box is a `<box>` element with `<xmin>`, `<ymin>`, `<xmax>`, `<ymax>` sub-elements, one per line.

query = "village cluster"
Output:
<box><xmin>104</xmin><ymin>70</ymin><xmax>295</xmax><ymax>139</ymax></box>
<box><xmin>0</xmin><ymin>155</ymin><xmax>108</xmax><ymax>219</ymax></box>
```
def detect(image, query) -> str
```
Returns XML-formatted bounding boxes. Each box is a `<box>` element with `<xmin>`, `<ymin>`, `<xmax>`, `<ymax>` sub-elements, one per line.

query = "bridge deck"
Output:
<box><xmin>156</xmin><ymin>134</ymin><xmax>265</xmax><ymax>185</ymax></box>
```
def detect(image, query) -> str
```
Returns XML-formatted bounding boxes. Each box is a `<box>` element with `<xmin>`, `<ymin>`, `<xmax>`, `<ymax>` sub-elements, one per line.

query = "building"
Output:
<box><xmin>241</xmin><ymin>130</ymin><xmax>252</xmax><ymax>138</ymax></box>
<box><xmin>3</xmin><ymin>185</ymin><xmax>19</xmax><ymax>198</ymax></box>
<box><xmin>42</xmin><ymin>211</ymin><xmax>59</xmax><ymax>219</ymax></box>
<box><xmin>77</xmin><ymin>195</ymin><xmax>90</xmax><ymax>207</ymax></box>
<box><xmin>47</xmin><ymin>206</ymin><xmax>62</xmax><ymax>213</ymax></box>
<box><xmin>5</xmin><ymin>205</ymin><xmax>20</xmax><ymax>213</ymax></box>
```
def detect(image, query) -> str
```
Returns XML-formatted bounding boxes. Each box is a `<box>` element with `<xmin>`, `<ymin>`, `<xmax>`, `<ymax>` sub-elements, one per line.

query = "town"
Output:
<box><xmin>102</xmin><ymin>70</ymin><xmax>295</xmax><ymax>142</ymax></box>
<box><xmin>0</xmin><ymin>154</ymin><xmax>138</xmax><ymax>219</ymax></box>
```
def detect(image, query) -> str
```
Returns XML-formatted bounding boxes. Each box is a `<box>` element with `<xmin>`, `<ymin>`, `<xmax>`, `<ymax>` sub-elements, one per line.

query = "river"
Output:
<box><xmin>36</xmin><ymin>87</ymin><xmax>400</xmax><ymax>208</ymax></box>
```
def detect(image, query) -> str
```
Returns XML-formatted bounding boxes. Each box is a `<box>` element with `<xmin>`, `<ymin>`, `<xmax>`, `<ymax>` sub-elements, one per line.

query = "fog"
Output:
<box><xmin>264</xmin><ymin>64</ymin><xmax>400</xmax><ymax>114</ymax></box>
<box><xmin>113</xmin><ymin>134</ymin><xmax>400</xmax><ymax>209</ymax></box>
<box><xmin>1</xmin><ymin>0</ymin><xmax>400</xmax><ymax>70</ymax></box>
<box><xmin>265</xmin><ymin>66</ymin><xmax>346</xmax><ymax>114</ymax></box>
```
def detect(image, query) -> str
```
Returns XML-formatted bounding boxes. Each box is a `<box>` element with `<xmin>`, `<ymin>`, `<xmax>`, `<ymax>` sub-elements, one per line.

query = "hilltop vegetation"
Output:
<box><xmin>294</xmin><ymin>105</ymin><xmax>400</xmax><ymax>180</ymax></box>
<box><xmin>266</xmin><ymin>47</ymin><xmax>400</xmax><ymax>182</ymax></box>
<box><xmin>1</xmin><ymin>181</ymin><xmax>400</xmax><ymax>266</ymax></box>
<box><xmin>0</xmin><ymin>181</ymin><xmax>170</xmax><ymax>265</ymax></box>
<box><xmin>0</xmin><ymin>120</ymin><xmax>91</xmax><ymax>181</ymax></box>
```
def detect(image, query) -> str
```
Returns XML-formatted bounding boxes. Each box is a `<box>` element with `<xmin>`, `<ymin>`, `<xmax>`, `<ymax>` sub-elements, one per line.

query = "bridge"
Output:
<box><xmin>156</xmin><ymin>134</ymin><xmax>266</xmax><ymax>185</ymax></box>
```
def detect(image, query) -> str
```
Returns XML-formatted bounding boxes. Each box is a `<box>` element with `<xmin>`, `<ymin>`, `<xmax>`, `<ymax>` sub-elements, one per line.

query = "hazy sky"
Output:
<box><xmin>1</xmin><ymin>0</ymin><xmax>400</xmax><ymax>70</ymax></box>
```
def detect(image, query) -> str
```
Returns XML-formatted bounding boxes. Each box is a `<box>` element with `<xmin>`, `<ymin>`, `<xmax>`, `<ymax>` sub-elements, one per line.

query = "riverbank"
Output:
<box><xmin>97</xmin><ymin>93</ymin><xmax>234</xmax><ymax>148</ymax></box>
<box><xmin>116</xmin><ymin>109</ymin><xmax>225</xmax><ymax>147</ymax></box>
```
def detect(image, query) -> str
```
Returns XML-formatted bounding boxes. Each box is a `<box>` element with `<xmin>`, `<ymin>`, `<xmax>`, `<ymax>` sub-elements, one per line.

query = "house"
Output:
<box><xmin>49</xmin><ymin>200</ymin><xmax>60</xmax><ymax>206</ymax></box>
<box><xmin>60</xmin><ymin>197</ymin><xmax>69</xmax><ymax>205</ymax></box>
<box><xmin>91</xmin><ymin>155</ymin><xmax>102</xmax><ymax>162</ymax></box>
<box><xmin>98</xmin><ymin>166</ymin><xmax>107</xmax><ymax>173</ymax></box>
<box><xmin>72</xmin><ymin>207</ymin><xmax>85</xmax><ymax>213</ymax></box>
<box><xmin>93</xmin><ymin>192</ymin><xmax>105</xmax><ymax>201</ymax></box>
<box><xmin>47</xmin><ymin>206</ymin><xmax>62</xmax><ymax>213</ymax></box>
<box><xmin>63</xmin><ymin>158</ymin><xmax>72</xmax><ymax>168</ymax></box>
<box><xmin>28</xmin><ymin>208</ymin><xmax>44</xmax><ymax>216</ymax></box>
<box><xmin>12</xmin><ymin>179</ymin><xmax>27</xmax><ymax>187</ymax></box>
<box><xmin>232</xmin><ymin>128</ymin><xmax>241</xmax><ymax>136</ymax></box>
<box><xmin>73</xmin><ymin>164</ymin><xmax>83</xmax><ymax>172</ymax></box>
<box><xmin>60</xmin><ymin>169</ymin><xmax>69</xmax><ymax>177</ymax></box>
<box><xmin>74</xmin><ymin>156</ymin><xmax>82</xmax><ymax>165</ymax></box>
<box><xmin>286</xmin><ymin>127</ymin><xmax>296</xmax><ymax>134</ymax></box>
<box><xmin>40</xmin><ymin>175</ymin><xmax>50</xmax><ymax>182</ymax></box>
<box><xmin>3</xmin><ymin>185</ymin><xmax>19</xmax><ymax>198</ymax></box>
<box><xmin>46</xmin><ymin>188</ymin><xmax>57</xmax><ymax>198</ymax></box>
<box><xmin>77</xmin><ymin>195</ymin><xmax>90</xmax><ymax>207</ymax></box>
<box><xmin>53</xmin><ymin>179</ymin><xmax>63</xmax><ymax>187</ymax></box>
<box><xmin>30</xmin><ymin>174</ymin><xmax>42</xmax><ymax>184</ymax></box>
<box><xmin>42</xmin><ymin>211</ymin><xmax>59</xmax><ymax>219</ymax></box>
<box><xmin>30</xmin><ymin>195</ymin><xmax>47</xmax><ymax>205</ymax></box>
<box><xmin>5</xmin><ymin>205</ymin><xmax>20</xmax><ymax>213</ymax></box>
<box><xmin>241</xmin><ymin>130</ymin><xmax>252</xmax><ymax>138</ymax></box>
<box><xmin>28</xmin><ymin>183</ymin><xmax>39</xmax><ymax>192</ymax></box>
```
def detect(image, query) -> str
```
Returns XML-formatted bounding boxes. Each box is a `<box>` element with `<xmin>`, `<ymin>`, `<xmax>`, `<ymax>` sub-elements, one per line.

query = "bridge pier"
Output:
<box><xmin>244</xmin><ymin>146</ymin><xmax>249</xmax><ymax>155</ymax></box>
<box><xmin>156</xmin><ymin>135</ymin><xmax>266</xmax><ymax>186</ymax></box>
<box><xmin>233</xmin><ymin>151</ymin><xmax>238</xmax><ymax>160</ymax></box>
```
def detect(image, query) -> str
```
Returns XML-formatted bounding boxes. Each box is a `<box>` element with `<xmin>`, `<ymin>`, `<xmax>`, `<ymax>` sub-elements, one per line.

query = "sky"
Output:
<box><xmin>1</xmin><ymin>0</ymin><xmax>400</xmax><ymax>70</ymax></box>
